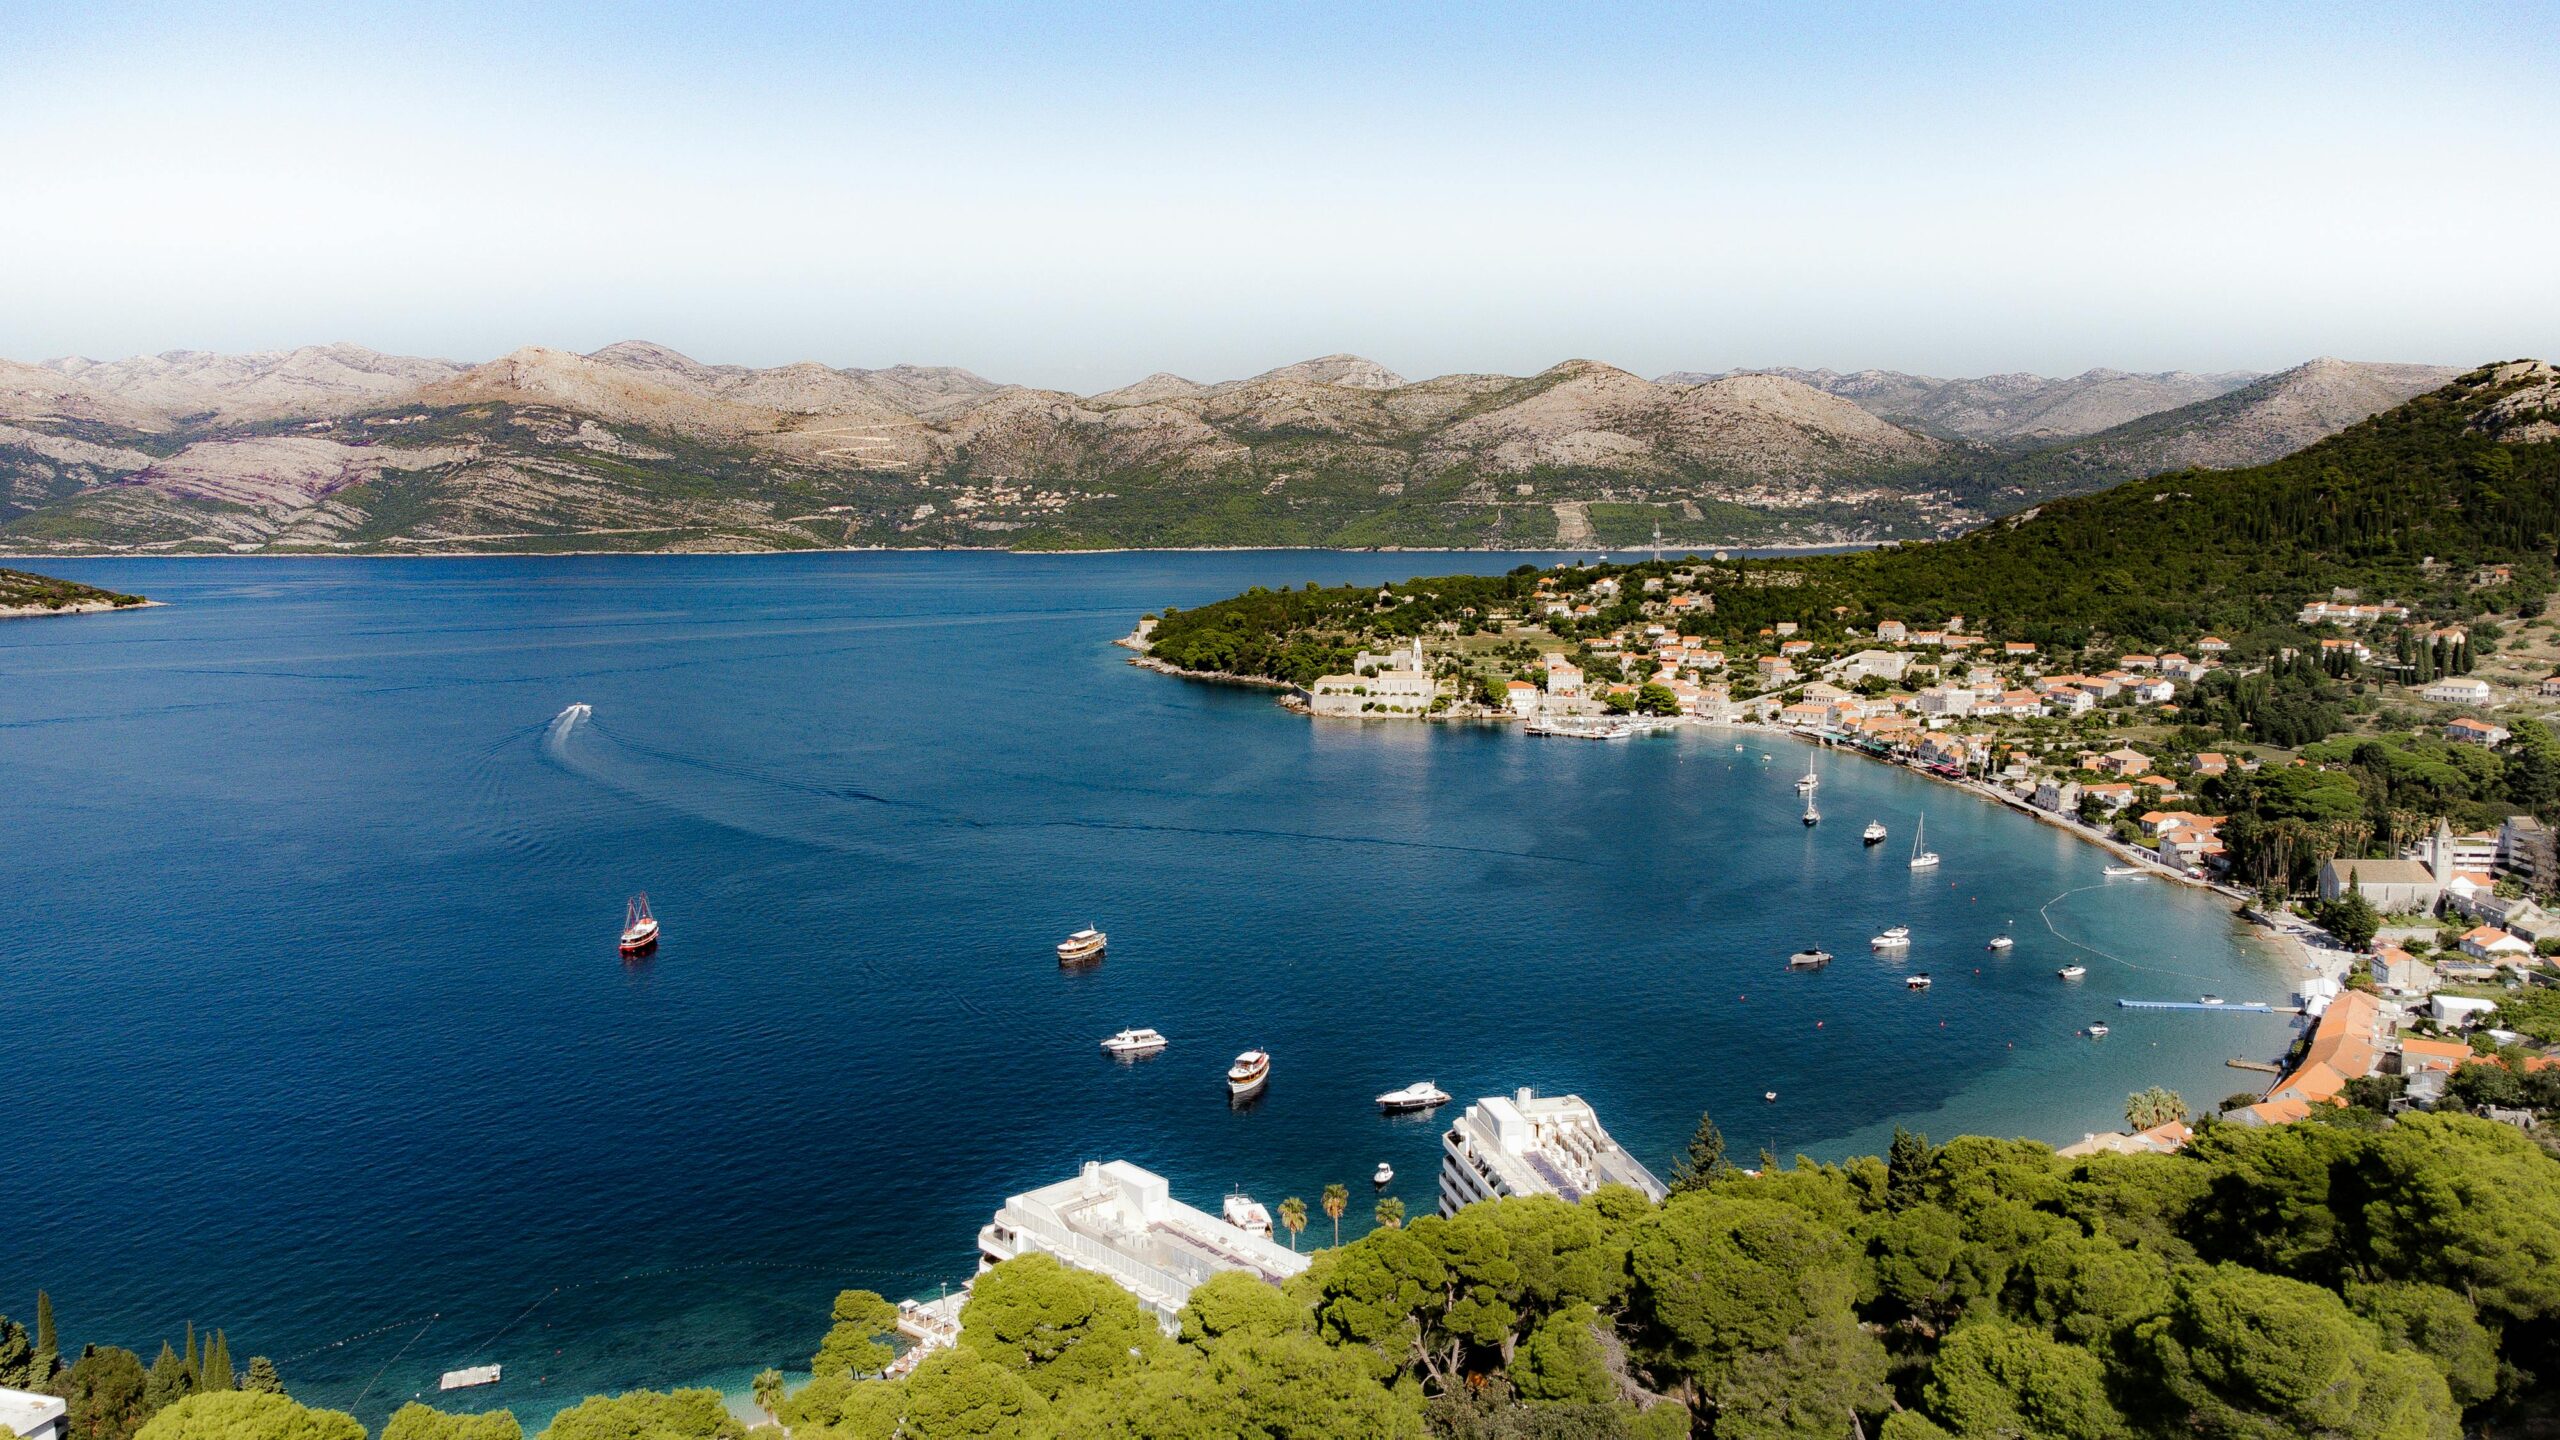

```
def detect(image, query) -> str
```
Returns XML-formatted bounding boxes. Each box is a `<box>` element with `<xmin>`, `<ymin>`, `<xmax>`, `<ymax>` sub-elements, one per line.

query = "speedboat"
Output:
<box><xmin>1872</xmin><ymin>926</ymin><xmax>1911</xmax><ymax>949</ymax></box>
<box><xmin>1762</xmin><ymin>1090</ymin><xmax>1778</xmax><ymax>1103</ymax></box>
<box><xmin>1788</xmin><ymin>948</ymin><xmax>1833</xmax><ymax>969</ymax></box>
<box><xmin>2102</xmin><ymin>865</ymin><xmax>2144</xmax><ymax>878</ymax></box>
<box><xmin>1227</xmin><ymin>1049</ymin><xmax>1271</xmax><ymax>1098</ymax></box>
<box><xmin>1221</xmin><ymin>1194</ymin><xmax>1273</xmax><ymax>1237</ymax></box>
<box><xmin>1987</xmin><ymin>935</ymin><xmax>2014</xmax><ymax>951</ymax></box>
<box><xmin>2058</xmin><ymin>964</ymin><xmax>2087</xmax><ymax>979</ymax></box>
<box><xmin>2199</xmin><ymin>994</ymin><xmax>2225</xmax><ymax>1006</ymax></box>
<box><xmin>1373</xmin><ymin>1163</ymin><xmax>1393</xmax><ymax>1186</ymax></box>
<box><xmin>2086</xmin><ymin>1023</ymin><xmax>2111</xmax><ymax>1038</ymax></box>
<box><xmin>619</xmin><ymin>893</ymin><xmax>659</xmax><ymax>955</ymax></box>
<box><xmin>1906</xmin><ymin>973</ymin><xmax>1932</xmax><ymax>990</ymax></box>
<box><xmin>1057</xmin><ymin>927</ymin><xmax>1107</xmax><ymax>965</ymax></box>
<box><xmin>1375</xmin><ymin>1081</ymin><xmax>1452</xmax><ymax>1113</ymax></box>
<box><xmin>1099</xmin><ymin>1027</ymin><xmax>1167</xmax><ymax>1058</ymax></box>
<box><xmin>1862</xmin><ymin>821</ymin><xmax>1888</xmax><ymax>845</ymax></box>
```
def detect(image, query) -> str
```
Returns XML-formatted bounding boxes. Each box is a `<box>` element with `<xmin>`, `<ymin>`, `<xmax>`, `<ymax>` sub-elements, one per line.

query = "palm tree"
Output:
<box><xmin>1374</xmin><ymin>1196</ymin><xmax>1406</xmax><ymax>1230</ymax></box>
<box><xmin>751</xmin><ymin>1368</ymin><xmax>784</xmax><ymax>1422</ymax></box>
<box><xmin>1278</xmin><ymin>1196</ymin><xmax>1308</xmax><ymax>1252</ymax></box>
<box><xmin>1321</xmin><ymin>1183</ymin><xmax>1349</xmax><ymax>1247</ymax></box>
<box><xmin>2125</xmin><ymin>1086</ymin><xmax>2190</xmax><ymax>1130</ymax></box>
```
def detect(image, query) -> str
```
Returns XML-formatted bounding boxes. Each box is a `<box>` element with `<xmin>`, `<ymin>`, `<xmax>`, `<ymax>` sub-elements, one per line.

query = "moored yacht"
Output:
<box><xmin>2058</xmin><ymin>964</ymin><xmax>2088</xmax><ymax>979</ymax></box>
<box><xmin>1099</xmin><ymin>1027</ymin><xmax>1168</xmax><ymax>1057</ymax></box>
<box><xmin>2085</xmin><ymin>1023</ymin><xmax>2111</xmax><ymax>1038</ymax></box>
<box><xmin>1862</xmin><ymin>820</ymin><xmax>1888</xmax><ymax>845</ymax></box>
<box><xmin>619</xmin><ymin>893</ymin><xmax>659</xmax><ymax>955</ymax></box>
<box><xmin>1373</xmin><ymin>1163</ymin><xmax>1394</xmax><ymax>1186</ymax></box>
<box><xmin>1375</xmin><ymin>1081</ymin><xmax>1452</xmax><ymax>1113</ymax></box>
<box><xmin>1221</xmin><ymin>1193</ymin><xmax>1273</xmax><ymax>1237</ymax></box>
<box><xmin>1057</xmin><ymin>927</ymin><xmax>1107</xmax><ymax>964</ymax></box>
<box><xmin>1987</xmin><ymin>935</ymin><xmax>2014</xmax><ymax>951</ymax></box>
<box><xmin>1788</xmin><ymin>948</ymin><xmax>1834</xmax><ymax>969</ymax></box>
<box><xmin>1905</xmin><ymin>973</ymin><xmax>1932</xmax><ymax>990</ymax></box>
<box><xmin>1227</xmin><ymin>1049</ymin><xmax>1271</xmax><ymax>1098</ymax></box>
<box><xmin>1872</xmin><ymin>926</ymin><xmax>1911</xmax><ymax>949</ymax></box>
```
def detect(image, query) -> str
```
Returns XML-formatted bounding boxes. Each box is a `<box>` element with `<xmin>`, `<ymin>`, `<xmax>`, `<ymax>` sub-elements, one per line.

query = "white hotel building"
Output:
<box><xmin>977</xmin><ymin>1161</ymin><xmax>1310</xmax><ymax>1330</ymax></box>
<box><xmin>1438</xmin><ymin>1088</ymin><xmax>1668</xmax><ymax>1216</ymax></box>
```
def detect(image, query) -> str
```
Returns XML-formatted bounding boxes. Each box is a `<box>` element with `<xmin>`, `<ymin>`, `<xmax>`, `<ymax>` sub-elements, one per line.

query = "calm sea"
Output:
<box><xmin>2</xmin><ymin>553</ymin><xmax>2296</xmax><ymax>1425</ymax></box>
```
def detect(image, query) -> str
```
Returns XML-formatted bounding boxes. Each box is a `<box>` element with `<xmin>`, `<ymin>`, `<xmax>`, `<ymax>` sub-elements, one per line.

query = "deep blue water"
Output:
<box><xmin>2</xmin><ymin>553</ymin><xmax>2297</xmax><ymax>1425</ymax></box>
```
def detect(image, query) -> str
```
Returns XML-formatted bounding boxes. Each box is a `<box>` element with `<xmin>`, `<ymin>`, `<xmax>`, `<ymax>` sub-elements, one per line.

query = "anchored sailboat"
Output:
<box><xmin>1908</xmin><ymin>816</ymin><xmax>1941</xmax><ymax>870</ymax></box>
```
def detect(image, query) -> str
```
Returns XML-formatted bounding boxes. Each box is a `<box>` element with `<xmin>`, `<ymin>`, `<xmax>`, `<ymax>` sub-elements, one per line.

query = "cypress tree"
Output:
<box><xmin>1668</xmin><ymin>1110</ymin><xmax>1728</xmax><ymax>1194</ymax></box>
<box><xmin>200</xmin><ymin>1332</ymin><xmax>231</xmax><ymax>1393</ymax></box>
<box><xmin>142</xmin><ymin>1343</ymin><xmax>191</xmax><ymax>1417</ymax></box>
<box><xmin>1887</xmin><ymin>1126</ymin><xmax>1936</xmax><ymax>1209</ymax></box>
<box><xmin>33</xmin><ymin>1292</ymin><xmax>57</xmax><ymax>1382</ymax></box>
<box><xmin>241</xmin><ymin>1357</ymin><xmax>283</xmax><ymax>1396</ymax></box>
<box><xmin>181</xmin><ymin>1324</ymin><xmax>196</xmax><ymax>1387</ymax></box>
<box><xmin>0</xmin><ymin>1316</ymin><xmax>33</xmax><ymax>1388</ymax></box>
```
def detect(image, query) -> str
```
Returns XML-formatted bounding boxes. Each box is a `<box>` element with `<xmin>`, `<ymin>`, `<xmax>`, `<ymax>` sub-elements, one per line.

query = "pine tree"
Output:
<box><xmin>1886</xmin><ymin>1126</ymin><xmax>1935</xmax><ymax>1209</ymax></box>
<box><xmin>33</xmin><ymin>1292</ymin><xmax>57</xmax><ymax>1382</ymax></box>
<box><xmin>142</xmin><ymin>1342</ymin><xmax>192</xmax><ymax>1417</ymax></box>
<box><xmin>200</xmin><ymin>1332</ymin><xmax>231</xmax><ymax>1393</ymax></box>
<box><xmin>241</xmin><ymin>1357</ymin><xmax>283</xmax><ymax>1396</ymax></box>
<box><xmin>0</xmin><ymin>1316</ymin><xmax>33</xmax><ymax>1388</ymax></box>
<box><xmin>1668</xmin><ymin>1110</ymin><xmax>1728</xmax><ymax>1194</ymax></box>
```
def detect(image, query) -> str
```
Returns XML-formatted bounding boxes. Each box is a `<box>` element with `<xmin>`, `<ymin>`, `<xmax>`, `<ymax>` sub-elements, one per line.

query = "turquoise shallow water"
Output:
<box><xmin>1</xmin><ymin>552</ymin><xmax>2297</xmax><ymax>1424</ymax></box>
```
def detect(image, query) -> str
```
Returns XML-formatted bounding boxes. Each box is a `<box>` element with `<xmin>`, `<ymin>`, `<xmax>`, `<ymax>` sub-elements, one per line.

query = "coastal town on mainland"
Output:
<box><xmin>1136</xmin><ymin>556</ymin><xmax>2560</xmax><ymax>1161</ymax></box>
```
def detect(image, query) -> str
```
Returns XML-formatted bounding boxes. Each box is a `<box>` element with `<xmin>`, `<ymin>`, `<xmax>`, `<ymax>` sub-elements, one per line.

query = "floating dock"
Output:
<box><xmin>2116</xmin><ymin>999</ymin><xmax>2272</xmax><ymax>1012</ymax></box>
<box><xmin>438</xmin><ymin>1365</ymin><xmax>501</xmax><ymax>1391</ymax></box>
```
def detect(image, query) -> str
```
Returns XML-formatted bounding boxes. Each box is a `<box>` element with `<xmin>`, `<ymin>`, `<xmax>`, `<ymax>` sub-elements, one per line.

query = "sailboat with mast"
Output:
<box><xmin>1802</xmin><ymin>788</ymin><xmax>1820</xmax><ymax>827</ymax></box>
<box><xmin>1908</xmin><ymin>816</ymin><xmax>1940</xmax><ymax>870</ymax></box>
<box><xmin>1794</xmin><ymin>753</ymin><xmax>1819</xmax><ymax>792</ymax></box>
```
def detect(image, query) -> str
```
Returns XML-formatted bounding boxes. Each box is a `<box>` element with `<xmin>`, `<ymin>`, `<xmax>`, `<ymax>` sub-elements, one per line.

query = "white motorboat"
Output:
<box><xmin>1057</xmin><ymin>926</ymin><xmax>1107</xmax><ymax>964</ymax></box>
<box><xmin>1762</xmin><ymin>1090</ymin><xmax>1778</xmax><ymax>1103</ymax></box>
<box><xmin>1375</xmin><ymin>1081</ymin><xmax>1452</xmax><ymax>1113</ymax></box>
<box><xmin>2199</xmin><ymin>994</ymin><xmax>2226</xmax><ymax>1006</ymax></box>
<box><xmin>2058</xmin><ymin>964</ymin><xmax>2088</xmax><ymax>980</ymax></box>
<box><xmin>1222</xmin><ymin>1193</ymin><xmax>1273</xmax><ymax>1237</ymax></box>
<box><xmin>1905</xmin><ymin>973</ymin><xmax>1932</xmax><ymax>990</ymax></box>
<box><xmin>1227</xmin><ymin>1049</ymin><xmax>1271</xmax><ymax>1098</ymax></box>
<box><xmin>1872</xmin><ymin>926</ymin><xmax>1912</xmax><ymax>949</ymax></box>
<box><xmin>1788</xmin><ymin>948</ymin><xmax>1834</xmax><ymax>969</ymax></box>
<box><xmin>1909</xmin><ymin>816</ymin><xmax>1940</xmax><ymax>870</ymax></box>
<box><xmin>1100</xmin><ymin>1027</ymin><xmax>1168</xmax><ymax>1057</ymax></box>
<box><xmin>1373</xmin><ymin>1163</ymin><xmax>1393</xmax><ymax>1186</ymax></box>
<box><xmin>2086</xmin><ymin>1023</ymin><xmax>2111</xmax><ymax>1038</ymax></box>
<box><xmin>1862</xmin><ymin>821</ymin><xmax>1888</xmax><ymax>845</ymax></box>
<box><xmin>2102</xmin><ymin>865</ymin><xmax>2144</xmax><ymax>878</ymax></box>
<box><xmin>1987</xmin><ymin>935</ymin><xmax>2014</xmax><ymax>951</ymax></box>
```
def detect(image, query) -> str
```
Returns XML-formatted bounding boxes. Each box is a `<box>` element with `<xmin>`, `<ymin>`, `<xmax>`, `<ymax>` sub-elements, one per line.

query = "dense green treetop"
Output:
<box><xmin>132</xmin><ymin>1393</ymin><xmax>365</xmax><ymax>1440</ymax></box>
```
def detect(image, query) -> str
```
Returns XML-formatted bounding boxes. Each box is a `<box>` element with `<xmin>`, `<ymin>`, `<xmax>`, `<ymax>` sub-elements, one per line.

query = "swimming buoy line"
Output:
<box><xmin>2037</xmin><ymin>884</ymin><xmax>2221</xmax><ymax>985</ymax></box>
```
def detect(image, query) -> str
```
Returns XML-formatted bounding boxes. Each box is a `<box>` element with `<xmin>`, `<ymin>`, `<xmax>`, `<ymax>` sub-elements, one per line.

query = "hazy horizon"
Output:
<box><xmin>6</xmin><ymin>2</ymin><xmax>2555</xmax><ymax>391</ymax></box>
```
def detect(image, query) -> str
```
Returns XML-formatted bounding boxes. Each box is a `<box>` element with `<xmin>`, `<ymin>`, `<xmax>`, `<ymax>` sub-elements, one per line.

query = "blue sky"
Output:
<box><xmin>4</xmin><ymin>2</ymin><xmax>2553</xmax><ymax>388</ymax></box>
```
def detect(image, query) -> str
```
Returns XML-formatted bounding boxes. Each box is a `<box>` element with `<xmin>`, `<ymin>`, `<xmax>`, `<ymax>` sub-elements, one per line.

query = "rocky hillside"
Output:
<box><xmin>0</xmin><ymin>342</ymin><xmax>2464</xmax><ymax>556</ymax></box>
<box><xmin>1662</xmin><ymin>366</ymin><xmax>2263</xmax><ymax>442</ymax></box>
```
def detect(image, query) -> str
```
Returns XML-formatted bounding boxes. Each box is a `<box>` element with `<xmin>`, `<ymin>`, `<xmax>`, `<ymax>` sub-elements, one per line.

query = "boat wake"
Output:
<box><xmin>545</xmin><ymin>703</ymin><xmax>593</xmax><ymax>751</ymax></box>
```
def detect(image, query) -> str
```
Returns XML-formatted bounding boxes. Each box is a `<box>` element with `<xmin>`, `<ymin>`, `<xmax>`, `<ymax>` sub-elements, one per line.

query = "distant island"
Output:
<box><xmin>0</xmin><ymin>566</ymin><xmax>148</xmax><ymax>618</ymax></box>
<box><xmin>0</xmin><ymin>341</ymin><xmax>2457</xmax><ymax>556</ymax></box>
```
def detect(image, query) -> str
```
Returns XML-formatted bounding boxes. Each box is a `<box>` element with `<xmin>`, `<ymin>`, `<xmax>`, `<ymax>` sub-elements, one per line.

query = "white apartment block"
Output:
<box><xmin>978</xmin><ymin>1161</ymin><xmax>1311</xmax><ymax>1330</ymax></box>
<box><xmin>1438</xmin><ymin>1088</ymin><xmax>1667</xmax><ymax>1216</ymax></box>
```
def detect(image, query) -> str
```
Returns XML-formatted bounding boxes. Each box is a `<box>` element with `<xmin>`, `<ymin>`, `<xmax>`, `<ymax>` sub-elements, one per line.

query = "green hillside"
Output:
<box><xmin>0</xmin><ymin>566</ymin><xmax>146</xmax><ymax>611</ymax></box>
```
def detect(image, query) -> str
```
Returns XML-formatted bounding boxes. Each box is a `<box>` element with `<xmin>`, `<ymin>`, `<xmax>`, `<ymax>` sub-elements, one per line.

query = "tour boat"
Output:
<box><xmin>1987</xmin><ymin>935</ymin><xmax>2014</xmax><ymax>951</ymax></box>
<box><xmin>1227</xmin><ymin>1049</ymin><xmax>1271</xmax><ymax>1098</ymax></box>
<box><xmin>1802</xmin><ymin>792</ymin><xmax>1821</xmax><ymax>827</ymax></box>
<box><xmin>1788</xmin><ymin>948</ymin><xmax>1833</xmax><ymax>969</ymax></box>
<box><xmin>619</xmin><ymin>893</ymin><xmax>659</xmax><ymax>955</ymax></box>
<box><xmin>2086</xmin><ymin>1023</ymin><xmax>2111</xmax><ymax>1038</ymax></box>
<box><xmin>1222</xmin><ymin>1193</ymin><xmax>1274</xmax><ymax>1237</ymax></box>
<box><xmin>2102</xmin><ymin>865</ymin><xmax>2144</xmax><ymax>878</ymax></box>
<box><xmin>1373</xmin><ymin>1163</ymin><xmax>1394</xmax><ymax>1186</ymax></box>
<box><xmin>1057</xmin><ymin>927</ymin><xmax>1107</xmax><ymax>965</ymax></box>
<box><xmin>1906</xmin><ymin>973</ymin><xmax>1932</xmax><ymax>990</ymax></box>
<box><xmin>1872</xmin><ymin>926</ymin><xmax>1911</xmax><ymax>949</ymax></box>
<box><xmin>1908</xmin><ymin>817</ymin><xmax>1940</xmax><ymax>870</ymax></box>
<box><xmin>2058</xmin><ymin>964</ymin><xmax>2088</xmax><ymax>979</ymax></box>
<box><xmin>1375</xmin><ymin>1081</ymin><xmax>1452</xmax><ymax>1113</ymax></box>
<box><xmin>1100</xmin><ymin>1027</ymin><xmax>1168</xmax><ymax>1058</ymax></box>
<box><xmin>1862</xmin><ymin>820</ymin><xmax>1888</xmax><ymax>845</ymax></box>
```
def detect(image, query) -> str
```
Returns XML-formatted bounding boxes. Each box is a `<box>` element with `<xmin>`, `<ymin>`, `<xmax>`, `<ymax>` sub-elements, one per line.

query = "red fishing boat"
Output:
<box><xmin>620</xmin><ymin>893</ymin><xmax>660</xmax><ymax>955</ymax></box>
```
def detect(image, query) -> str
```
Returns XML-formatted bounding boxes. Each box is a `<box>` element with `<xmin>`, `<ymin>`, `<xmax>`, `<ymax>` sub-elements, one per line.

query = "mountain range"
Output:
<box><xmin>0</xmin><ymin>343</ymin><xmax>2461</xmax><ymax>555</ymax></box>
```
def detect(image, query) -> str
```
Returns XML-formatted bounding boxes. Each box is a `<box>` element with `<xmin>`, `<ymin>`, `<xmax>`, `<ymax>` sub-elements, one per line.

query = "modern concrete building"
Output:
<box><xmin>1438</xmin><ymin>1088</ymin><xmax>1667</xmax><ymax>1216</ymax></box>
<box><xmin>1308</xmin><ymin>638</ymin><xmax>1437</xmax><ymax>717</ymax></box>
<box><xmin>0</xmin><ymin>1389</ymin><xmax>67</xmax><ymax>1440</ymax></box>
<box><xmin>977</xmin><ymin>1161</ymin><xmax>1310</xmax><ymax>1330</ymax></box>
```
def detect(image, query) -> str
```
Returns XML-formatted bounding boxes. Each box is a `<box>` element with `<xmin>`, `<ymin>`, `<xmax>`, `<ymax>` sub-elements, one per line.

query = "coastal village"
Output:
<box><xmin>1145</xmin><ymin>556</ymin><xmax>2560</xmax><ymax>1160</ymax></box>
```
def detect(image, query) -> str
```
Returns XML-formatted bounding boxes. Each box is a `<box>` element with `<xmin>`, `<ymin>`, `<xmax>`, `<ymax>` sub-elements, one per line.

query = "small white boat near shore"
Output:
<box><xmin>2085</xmin><ymin>1023</ymin><xmax>2111</xmax><ymax>1038</ymax></box>
<box><xmin>2102</xmin><ymin>865</ymin><xmax>2145</xmax><ymax>878</ymax></box>
<box><xmin>2058</xmin><ymin>964</ymin><xmax>2087</xmax><ymax>979</ymax></box>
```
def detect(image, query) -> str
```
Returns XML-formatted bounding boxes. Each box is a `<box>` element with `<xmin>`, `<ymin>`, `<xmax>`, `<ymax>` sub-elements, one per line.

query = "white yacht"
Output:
<box><xmin>1987</xmin><ymin>935</ymin><xmax>2014</xmax><ymax>951</ymax></box>
<box><xmin>1872</xmin><ymin>926</ymin><xmax>1912</xmax><ymax>949</ymax></box>
<box><xmin>1788</xmin><ymin>948</ymin><xmax>1833</xmax><ymax>969</ymax></box>
<box><xmin>1227</xmin><ymin>1049</ymin><xmax>1271</xmax><ymax>1098</ymax></box>
<box><xmin>1905</xmin><ymin>973</ymin><xmax>1932</xmax><ymax>990</ymax></box>
<box><xmin>1908</xmin><ymin>817</ymin><xmax>1940</xmax><ymax>870</ymax></box>
<box><xmin>1057</xmin><ymin>927</ymin><xmax>1107</xmax><ymax>964</ymax></box>
<box><xmin>1375</xmin><ymin>1081</ymin><xmax>1452</xmax><ymax>1113</ymax></box>
<box><xmin>2199</xmin><ymin>994</ymin><xmax>2226</xmax><ymax>1006</ymax></box>
<box><xmin>2058</xmin><ymin>964</ymin><xmax>2087</xmax><ymax>980</ymax></box>
<box><xmin>1221</xmin><ymin>1193</ymin><xmax>1274</xmax><ymax>1237</ymax></box>
<box><xmin>1862</xmin><ymin>820</ymin><xmax>1888</xmax><ymax>845</ymax></box>
<box><xmin>1372</xmin><ymin>1163</ymin><xmax>1393</xmax><ymax>1186</ymax></box>
<box><xmin>2085</xmin><ymin>1023</ymin><xmax>2111</xmax><ymax>1038</ymax></box>
<box><xmin>2102</xmin><ymin>864</ymin><xmax>2144</xmax><ymax>878</ymax></box>
<box><xmin>1099</xmin><ymin>1027</ymin><xmax>1168</xmax><ymax>1057</ymax></box>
